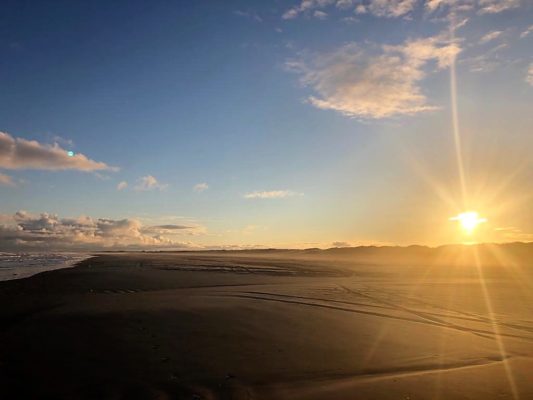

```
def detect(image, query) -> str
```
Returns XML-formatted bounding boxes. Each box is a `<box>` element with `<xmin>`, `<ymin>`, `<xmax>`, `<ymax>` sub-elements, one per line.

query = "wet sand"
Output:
<box><xmin>0</xmin><ymin>247</ymin><xmax>531</xmax><ymax>399</ymax></box>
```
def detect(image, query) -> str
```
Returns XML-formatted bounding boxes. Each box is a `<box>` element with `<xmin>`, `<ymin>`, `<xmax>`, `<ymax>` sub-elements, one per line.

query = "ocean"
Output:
<box><xmin>0</xmin><ymin>253</ymin><xmax>91</xmax><ymax>281</ymax></box>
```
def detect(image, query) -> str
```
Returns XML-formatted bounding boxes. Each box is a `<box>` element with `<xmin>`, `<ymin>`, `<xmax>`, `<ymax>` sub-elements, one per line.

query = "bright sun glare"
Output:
<box><xmin>450</xmin><ymin>211</ymin><xmax>487</xmax><ymax>235</ymax></box>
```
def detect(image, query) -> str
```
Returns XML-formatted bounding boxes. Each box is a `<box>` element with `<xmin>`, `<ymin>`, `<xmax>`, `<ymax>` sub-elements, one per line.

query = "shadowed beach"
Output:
<box><xmin>0</xmin><ymin>245</ymin><xmax>531</xmax><ymax>399</ymax></box>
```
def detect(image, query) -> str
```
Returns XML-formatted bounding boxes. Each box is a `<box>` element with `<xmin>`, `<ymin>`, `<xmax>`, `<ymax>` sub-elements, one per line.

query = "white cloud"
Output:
<box><xmin>193</xmin><ymin>182</ymin><xmax>209</xmax><ymax>192</ymax></box>
<box><xmin>282</xmin><ymin>0</ymin><xmax>416</xmax><ymax>19</ymax></box>
<box><xmin>355</xmin><ymin>4</ymin><xmax>367</xmax><ymax>13</ymax></box>
<box><xmin>288</xmin><ymin>34</ymin><xmax>460</xmax><ymax>119</ymax></box>
<box><xmin>117</xmin><ymin>181</ymin><xmax>128</xmax><ymax>191</ymax></box>
<box><xmin>0</xmin><ymin>211</ymin><xmax>204</xmax><ymax>251</ymax></box>
<box><xmin>244</xmin><ymin>190</ymin><xmax>303</xmax><ymax>199</ymax></box>
<box><xmin>479</xmin><ymin>30</ymin><xmax>503</xmax><ymax>44</ymax></box>
<box><xmin>520</xmin><ymin>25</ymin><xmax>533</xmax><ymax>39</ymax></box>
<box><xmin>314</xmin><ymin>10</ymin><xmax>329</xmax><ymax>18</ymax></box>
<box><xmin>0</xmin><ymin>172</ymin><xmax>15</xmax><ymax>186</ymax></box>
<box><xmin>282</xmin><ymin>0</ymin><xmax>336</xmax><ymax>19</ymax></box>
<box><xmin>527</xmin><ymin>63</ymin><xmax>533</xmax><ymax>86</ymax></box>
<box><xmin>282</xmin><ymin>8</ymin><xmax>300</xmax><ymax>19</ymax></box>
<box><xmin>134</xmin><ymin>175</ymin><xmax>168</xmax><ymax>191</ymax></box>
<box><xmin>0</xmin><ymin>131</ymin><xmax>116</xmax><ymax>172</ymax></box>
<box><xmin>336</xmin><ymin>0</ymin><xmax>355</xmax><ymax>9</ymax></box>
<box><xmin>425</xmin><ymin>0</ymin><xmax>520</xmax><ymax>14</ymax></box>
<box><xmin>478</xmin><ymin>0</ymin><xmax>520</xmax><ymax>14</ymax></box>
<box><xmin>367</xmin><ymin>0</ymin><xmax>417</xmax><ymax>18</ymax></box>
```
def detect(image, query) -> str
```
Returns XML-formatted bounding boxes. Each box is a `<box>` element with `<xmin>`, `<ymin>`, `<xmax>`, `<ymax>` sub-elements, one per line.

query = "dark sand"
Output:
<box><xmin>0</xmin><ymin>246</ymin><xmax>532</xmax><ymax>399</ymax></box>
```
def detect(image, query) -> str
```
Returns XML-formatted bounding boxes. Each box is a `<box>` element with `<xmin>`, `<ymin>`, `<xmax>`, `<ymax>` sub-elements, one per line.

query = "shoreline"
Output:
<box><xmin>0</xmin><ymin>253</ymin><xmax>95</xmax><ymax>282</ymax></box>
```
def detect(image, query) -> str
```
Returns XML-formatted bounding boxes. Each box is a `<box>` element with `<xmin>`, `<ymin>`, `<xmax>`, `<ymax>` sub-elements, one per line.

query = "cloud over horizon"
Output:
<box><xmin>0</xmin><ymin>211</ymin><xmax>205</xmax><ymax>251</ymax></box>
<box><xmin>244</xmin><ymin>190</ymin><xmax>303</xmax><ymax>199</ymax></box>
<box><xmin>0</xmin><ymin>132</ymin><xmax>116</xmax><ymax>172</ymax></box>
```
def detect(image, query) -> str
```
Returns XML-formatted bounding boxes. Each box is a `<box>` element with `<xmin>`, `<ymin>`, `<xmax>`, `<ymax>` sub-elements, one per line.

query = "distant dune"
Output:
<box><xmin>141</xmin><ymin>241</ymin><xmax>533</xmax><ymax>267</ymax></box>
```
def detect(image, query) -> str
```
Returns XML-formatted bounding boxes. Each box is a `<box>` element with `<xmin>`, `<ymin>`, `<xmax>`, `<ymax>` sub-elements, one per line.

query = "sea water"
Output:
<box><xmin>0</xmin><ymin>253</ymin><xmax>91</xmax><ymax>281</ymax></box>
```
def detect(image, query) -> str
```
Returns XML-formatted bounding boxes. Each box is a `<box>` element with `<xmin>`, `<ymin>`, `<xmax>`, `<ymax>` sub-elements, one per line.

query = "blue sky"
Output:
<box><xmin>0</xmin><ymin>0</ymin><xmax>532</xmax><ymax>250</ymax></box>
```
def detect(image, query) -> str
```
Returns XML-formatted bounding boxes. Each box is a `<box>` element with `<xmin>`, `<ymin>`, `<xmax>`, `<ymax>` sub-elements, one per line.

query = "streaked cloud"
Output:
<box><xmin>0</xmin><ymin>211</ymin><xmax>204</xmax><ymax>251</ymax></box>
<box><xmin>494</xmin><ymin>226</ymin><xmax>533</xmax><ymax>241</ymax></box>
<box><xmin>233</xmin><ymin>10</ymin><xmax>262</xmax><ymax>22</ymax></box>
<box><xmin>336</xmin><ymin>0</ymin><xmax>356</xmax><ymax>8</ymax></box>
<box><xmin>287</xmin><ymin>34</ymin><xmax>460</xmax><ymax>119</ymax></box>
<box><xmin>0</xmin><ymin>131</ymin><xmax>116</xmax><ymax>172</ymax></box>
<box><xmin>282</xmin><ymin>0</ymin><xmax>416</xmax><ymax>19</ymax></box>
<box><xmin>463</xmin><ymin>41</ymin><xmax>509</xmax><ymax>72</ymax></box>
<box><xmin>116</xmin><ymin>181</ymin><xmax>128</xmax><ymax>191</ymax></box>
<box><xmin>520</xmin><ymin>25</ymin><xmax>533</xmax><ymax>39</ymax></box>
<box><xmin>425</xmin><ymin>0</ymin><xmax>520</xmax><ymax>14</ymax></box>
<box><xmin>0</xmin><ymin>172</ymin><xmax>15</xmax><ymax>186</ymax></box>
<box><xmin>244</xmin><ymin>190</ymin><xmax>303</xmax><ymax>199</ymax></box>
<box><xmin>527</xmin><ymin>63</ymin><xmax>533</xmax><ymax>86</ymax></box>
<box><xmin>478</xmin><ymin>0</ymin><xmax>520</xmax><ymax>14</ymax></box>
<box><xmin>134</xmin><ymin>175</ymin><xmax>168</xmax><ymax>191</ymax></box>
<box><xmin>193</xmin><ymin>182</ymin><xmax>209</xmax><ymax>192</ymax></box>
<box><xmin>479</xmin><ymin>30</ymin><xmax>503</xmax><ymax>44</ymax></box>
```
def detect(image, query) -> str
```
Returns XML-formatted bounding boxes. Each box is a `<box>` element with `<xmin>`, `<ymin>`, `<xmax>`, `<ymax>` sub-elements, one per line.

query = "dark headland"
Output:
<box><xmin>0</xmin><ymin>243</ymin><xmax>532</xmax><ymax>399</ymax></box>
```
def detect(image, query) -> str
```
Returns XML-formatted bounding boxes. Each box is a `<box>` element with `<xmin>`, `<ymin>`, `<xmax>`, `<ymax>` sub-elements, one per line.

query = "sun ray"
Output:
<box><xmin>472</xmin><ymin>247</ymin><xmax>520</xmax><ymax>399</ymax></box>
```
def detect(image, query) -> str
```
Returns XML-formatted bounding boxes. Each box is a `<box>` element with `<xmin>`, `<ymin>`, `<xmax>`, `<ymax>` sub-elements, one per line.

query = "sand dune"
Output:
<box><xmin>0</xmin><ymin>248</ymin><xmax>531</xmax><ymax>399</ymax></box>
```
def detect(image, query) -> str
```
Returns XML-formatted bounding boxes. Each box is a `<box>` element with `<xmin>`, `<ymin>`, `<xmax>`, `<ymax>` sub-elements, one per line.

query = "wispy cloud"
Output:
<box><xmin>479</xmin><ymin>30</ymin><xmax>503</xmax><ymax>44</ymax></box>
<box><xmin>282</xmin><ymin>0</ymin><xmax>416</xmax><ymax>19</ymax></box>
<box><xmin>287</xmin><ymin>34</ymin><xmax>460</xmax><ymax>119</ymax></box>
<box><xmin>193</xmin><ymin>182</ymin><xmax>209</xmax><ymax>193</ymax></box>
<box><xmin>116</xmin><ymin>181</ymin><xmax>128</xmax><ymax>191</ymax></box>
<box><xmin>244</xmin><ymin>190</ymin><xmax>303</xmax><ymax>199</ymax></box>
<box><xmin>494</xmin><ymin>226</ymin><xmax>533</xmax><ymax>241</ymax></box>
<box><xmin>314</xmin><ymin>10</ymin><xmax>328</xmax><ymax>19</ymax></box>
<box><xmin>463</xmin><ymin>41</ymin><xmax>509</xmax><ymax>73</ymax></box>
<box><xmin>478</xmin><ymin>0</ymin><xmax>520</xmax><ymax>14</ymax></box>
<box><xmin>520</xmin><ymin>25</ymin><xmax>533</xmax><ymax>39</ymax></box>
<box><xmin>527</xmin><ymin>63</ymin><xmax>533</xmax><ymax>86</ymax></box>
<box><xmin>233</xmin><ymin>10</ymin><xmax>263</xmax><ymax>22</ymax></box>
<box><xmin>426</xmin><ymin>0</ymin><xmax>520</xmax><ymax>14</ymax></box>
<box><xmin>0</xmin><ymin>131</ymin><xmax>116</xmax><ymax>172</ymax></box>
<box><xmin>365</xmin><ymin>0</ymin><xmax>416</xmax><ymax>18</ymax></box>
<box><xmin>134</xmin><ymin>175</ymin><xmax>168</xmax><ymax>191</ymax></box>
<box><xmin>282</xmin><ymin>0</ymin><xmax>334</xmax><ymax>20</ymax></box>
<box><xmin>0</xmin><ymin>172</ymin><xmax>15</xmax><ymax>186</ymax></box>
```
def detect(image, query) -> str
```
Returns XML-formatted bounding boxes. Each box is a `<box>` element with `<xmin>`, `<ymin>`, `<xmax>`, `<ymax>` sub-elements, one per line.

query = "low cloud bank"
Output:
<box><xmin>0</xmin><ymin>211</ymin><xmax>205</xmax><ymax>251</ymax></box>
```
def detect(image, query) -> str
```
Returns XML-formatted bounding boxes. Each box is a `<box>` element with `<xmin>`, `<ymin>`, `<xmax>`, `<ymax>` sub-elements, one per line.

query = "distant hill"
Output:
<box><xmin>148</xmin><ymin>242</ymin><xmax>532</xmax><ymax>267</ymax></box>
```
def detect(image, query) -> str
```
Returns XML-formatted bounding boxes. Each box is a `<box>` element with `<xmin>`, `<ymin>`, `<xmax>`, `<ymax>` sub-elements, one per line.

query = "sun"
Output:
<box><xmin>450</xmin><ymin>211</ymin><xmax>487</xmax><ymax>235</ymax></box>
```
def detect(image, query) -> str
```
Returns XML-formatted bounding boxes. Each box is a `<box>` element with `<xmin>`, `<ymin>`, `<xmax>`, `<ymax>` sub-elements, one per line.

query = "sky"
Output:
<box><xmin>0</xmin><ymin>0</ymin><xmax>532</xmax><ymax>251</ymax></box>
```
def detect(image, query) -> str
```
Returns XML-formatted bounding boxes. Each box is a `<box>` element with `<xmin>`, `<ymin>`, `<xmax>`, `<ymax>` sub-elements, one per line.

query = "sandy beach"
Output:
<box><xmin>0</xmin><ymin>246</ymin><xmax>531</xmax><ymax>399</ymax></box>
